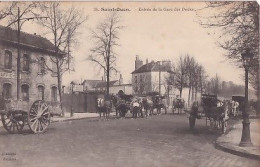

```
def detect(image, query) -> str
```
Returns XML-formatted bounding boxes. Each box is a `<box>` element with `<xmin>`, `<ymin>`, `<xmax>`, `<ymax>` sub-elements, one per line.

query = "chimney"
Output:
<box><xmin>135</xmin><ymin>55</ymin><xmax>143</xmax><ymax>70</ymax></box>
<box><xmin>119</xmin><ymin>74</ymin><xmax>123</xmax><ymax>85</ymax></box>
<box><xmin>146</xmin><ymin>59</ymin><xmax>148</xmax><ymax>64</ymax></box>
<box><xmin>34</xmin><ymin>33</ymin><xmax>36</xmax><ymax>35</ymax></box>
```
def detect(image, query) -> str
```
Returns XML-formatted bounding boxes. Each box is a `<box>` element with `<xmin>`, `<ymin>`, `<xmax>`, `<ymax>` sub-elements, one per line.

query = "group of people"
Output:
<box><xmin>96</xmin><ymin>94</ymin><xmax>169</xmax><ymax>119</ymax></box>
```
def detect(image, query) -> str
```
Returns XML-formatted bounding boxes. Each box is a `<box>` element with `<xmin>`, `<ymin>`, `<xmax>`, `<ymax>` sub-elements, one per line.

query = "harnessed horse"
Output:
<box><xmin>142</xmin><ymin>97</ymin><xmax>153</xmax><ymax>117</ymax></box>
<box><xmin>96</xmin><ymin>97</ymin><xmax>112</xmax><ymax>119</ymax></box>
<box><xmin>172</xmin><ymin>99</ymin><xmax>185</xmax><ymax>114</ymax></box>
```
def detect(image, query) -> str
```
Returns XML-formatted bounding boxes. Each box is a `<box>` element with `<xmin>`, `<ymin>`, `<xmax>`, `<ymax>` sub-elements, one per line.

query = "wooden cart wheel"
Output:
<box><xmin>189</xmin><ymin>115</ymin><xmax>196</xmax><ymax>130</ymax></box>
<box><xmin>1</xmin><ymin>111</ymin><xmax>25</xmax><ymax>134</ymax></box>
<box><xmin>28</xmin><ymin>100</ymin><xmax>50</xmax><ymax>134</ymax></box>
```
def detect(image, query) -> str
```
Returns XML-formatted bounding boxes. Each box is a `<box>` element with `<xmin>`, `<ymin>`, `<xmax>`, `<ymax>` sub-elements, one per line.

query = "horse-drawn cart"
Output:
<box><xmin>0</xmin><ymin>95</ymin><xmax>55</xmax><ymax>134</ymax></box>
<box><xmin>188</xmin><ymin>94</ymin><xmax>228</xmax><ymax>134</ymax></box>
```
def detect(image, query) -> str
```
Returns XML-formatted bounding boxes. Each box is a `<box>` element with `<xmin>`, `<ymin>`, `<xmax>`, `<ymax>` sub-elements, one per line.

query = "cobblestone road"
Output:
<box><xmin>0</xmin><ymin>114</ymin><xmax>258</xmax><ymax>167</ymax></box>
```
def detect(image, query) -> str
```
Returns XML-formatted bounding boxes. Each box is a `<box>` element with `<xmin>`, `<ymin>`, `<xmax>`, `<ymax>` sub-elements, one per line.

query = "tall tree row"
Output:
<box><xmin>170</xmin><ymin>54</ymin><xmax>207</xmax><ymax>106</ymax></box>
<box><xmin>197</xmin><ymin>1</ymin><xmax>259</xmax><ymax>110</ymax></box>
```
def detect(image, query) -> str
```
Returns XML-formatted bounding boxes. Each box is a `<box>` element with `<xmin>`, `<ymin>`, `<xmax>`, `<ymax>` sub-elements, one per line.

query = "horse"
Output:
<box><xmin>115</xmin><ymin>99</ymin><xmax>129</xmax><ymax>118</ymax></box>
<box><xmin>172</xmin><ymin>99</ymin><xmax>185</xmax><ymax>114</ymax></box>
<box><xmin>205</xmin><ymin>100</ymin><xmax>229</xmax><ymax>132</ymax></box>
<box><xmin>96</xmin><ymin>97</ymin><xmax>112</xmax><ymax>119</ymax></box>
<box><xmin>142</xmin><ymin>97</ymin><xmax>153</xmax><ymax>117</ymax></box>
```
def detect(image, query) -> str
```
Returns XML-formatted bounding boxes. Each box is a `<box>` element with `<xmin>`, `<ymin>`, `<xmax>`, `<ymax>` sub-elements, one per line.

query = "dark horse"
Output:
<box><xmin>113</xmin><ymin>94</ymin><xmax>133</xmax><ymax>118</ymax></box>
<box><xmin>152</xmin><ymin>96</ymin><xmax>167</xmax><ymax>115</ymax></box>
<box><xmin>172</xmin><ymin>99</ymin><xmax>185</xmax><ymax>114</ymax></box>
<box><xmin>96</xmin><ymin>97</ymin><xmax>112</xmax><ymax>119</ymax></box>
<box><xmin>142</xmin><ymin>97</ymin><xmax>153</xmax><ymax>117</ymax></box>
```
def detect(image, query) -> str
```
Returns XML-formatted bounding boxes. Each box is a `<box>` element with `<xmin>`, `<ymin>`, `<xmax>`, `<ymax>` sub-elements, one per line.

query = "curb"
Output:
<box><xmin>51</xmin><ymin>116</ymin><xmax>100</xmax><ymax>123</ymax></box>
<box><xmin>215</xmin><ymin>140</ymin><xmax>260</xmax><ymax>160</ymax></box>
<box><xmin>50</xmin><ymin>114</ymin><xmax>119</xmax><ymax>123</ymax></box>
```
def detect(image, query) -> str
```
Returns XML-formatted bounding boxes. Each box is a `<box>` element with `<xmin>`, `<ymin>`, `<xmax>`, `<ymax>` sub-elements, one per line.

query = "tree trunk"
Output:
<box><xmin>16</xmin><ymin>7</ymin><xmax>21</xmax><ymax>100</ymax></box>
<box><xmin>188</xmin><ymin>85</ymin><xmax>191</xmax><ymax>107</ymax></box>
<box><xmin>57</xmin><ymin>64</ymin><xmax>64</xmax><ymax>117</ymax></box>
<box><xmin>256</xmin><ymin>68</ymin><xmax>260</xmax><ymax>116</ymax></box>
<box><xmin>180</xmin><ymin>83</ymin><xmax>183</xmax><ymax>98</ymax></box>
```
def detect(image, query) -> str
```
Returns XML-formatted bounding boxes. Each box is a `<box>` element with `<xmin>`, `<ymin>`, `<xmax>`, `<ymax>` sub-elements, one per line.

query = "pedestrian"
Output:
<box><xmin>132</xmin><ymin>99</ymin><xmax>140</xmax><ymax>119</ymax></box>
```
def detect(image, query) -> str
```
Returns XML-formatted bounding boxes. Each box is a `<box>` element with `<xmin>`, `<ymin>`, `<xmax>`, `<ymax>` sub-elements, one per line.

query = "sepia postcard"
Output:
<box><xmin>0</xmin><ymin>1</ymin><xmax>259</xmax><ymax>167</ymax></box>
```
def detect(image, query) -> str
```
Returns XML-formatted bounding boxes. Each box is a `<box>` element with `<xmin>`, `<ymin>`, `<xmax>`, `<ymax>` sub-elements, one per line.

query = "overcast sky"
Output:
<box><xmin>1</xmin><ymin>2</ymin><xmax>245</xmax><ymax>86</ymax></box>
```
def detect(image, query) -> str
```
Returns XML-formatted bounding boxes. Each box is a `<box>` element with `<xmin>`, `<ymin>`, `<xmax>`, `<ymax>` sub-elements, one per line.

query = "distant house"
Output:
<box><xmin>95</xmin><ymin>80</ymin><xmax>119</xmax><ymax>92</ymax></box>
<box><xmin>82</xmin><ymin>75</ymin><xmax>132</xmax><ymax>95</ymax></box>
<box><xmin>131</xmin><ymin>56</ymin><xmax>174</xmax><ymax>96</ymax></box>
<box><xmin>82</xmin><ymin>80</ymin><xmax>104</xmax><ymax>92</ymax></box>
<box><xmin>131</xmin><ymin>55</ymin><xmax>175</xmax><ymax>106</ymax></box>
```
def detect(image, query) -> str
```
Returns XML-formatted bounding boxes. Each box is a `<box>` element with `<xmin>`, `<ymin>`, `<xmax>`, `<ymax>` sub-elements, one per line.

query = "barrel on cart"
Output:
<box><xmin>0</xmin><ymin>95</ymin><xmax>60</xmax><ymax>134</ymax></box>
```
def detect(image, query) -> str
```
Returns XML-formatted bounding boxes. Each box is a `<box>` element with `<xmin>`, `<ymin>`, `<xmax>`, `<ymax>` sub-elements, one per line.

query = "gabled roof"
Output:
<box><xmin>132</xmin><ymin>61</ymin><xmax>174</xmax><ymax>74</ymax></box>
<box><xmin>82</xmin><ymin>80</ymin><xmax>103</xmax><ymax>88</ymax></box>
<box><xmin>0</xmin><ymin>25</ymin><xmax>62</xmax><ymax>55</ymax></box>
<box><xmin>95</xmin><ymin>80</ymin><xmax>118</xmax><ymax>88</ymax></box>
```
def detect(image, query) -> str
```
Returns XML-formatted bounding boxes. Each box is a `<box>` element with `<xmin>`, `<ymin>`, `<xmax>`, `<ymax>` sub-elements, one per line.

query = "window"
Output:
<box><xmin>39</xmin><ymin>57</ymin><xmax>45</xmax><ymax>73</ymax></box>
<box><xmin>3</xmin><ymin>83</ymin><xmax>12</xmax><ymax>99</ymax></box>
<box><xmin>51</xmin><ymin>86</ymin><xmax>57</xmax><ymax>102</ymax></box>
<box><xmin>38</xmin><ymin>86</ymin><xmax>44</xmax><ymax>100</ymax></box>
<box><xmin>4</xmin><ymin>50</ymin><xmax>12</xmax><ymax>69</ymax></box>
<box><xmin>22</xmin><ymin>54</ymin><xmax>30</xmax><ymax>71</ymax></box>
<box><xmin>135</xmin><ymin>76</ymin><xmax>137</xmax><ymax>83</ymax></box>
<box><xmin>21</xmin><ymin>84</ymin><xmax>29</xmax><ymax>101</ymax></box>
<box><xmin>52</xmin><ymin>61</ymin><xmax>57</xmax><ymax>73</ymax></box>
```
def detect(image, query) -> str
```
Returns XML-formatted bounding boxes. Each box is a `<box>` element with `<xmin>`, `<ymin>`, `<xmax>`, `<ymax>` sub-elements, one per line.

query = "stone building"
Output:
<box><xmin>0</xmin><ymin>26</ymin><xmax>62</xmax><ymax>105</ymax></box>
<box><xmin>131</xmin><ymin>56</ymin><xmax>175</xmax><ymax>106</ymax></box>
<box><xmin>82</xmin><ymin>74</ymin><xmax>132</xmax><ymax>95</ymax></box>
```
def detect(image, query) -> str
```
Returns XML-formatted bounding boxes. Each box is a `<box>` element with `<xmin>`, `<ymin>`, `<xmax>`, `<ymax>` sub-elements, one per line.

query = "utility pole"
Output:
<box><xmin>6</xmin><ymin>5</ymin><xmax>48</xmax><ymax>100</ymax></box>
<box><xmin>17</xmin><ymin>7</ymin><xmax>21</xmax><ymax>100</ymax></box>
<box><xmin>159</xmin><ymin>61</ymin><xmax>161</xmax><ymax>96</ymax></box>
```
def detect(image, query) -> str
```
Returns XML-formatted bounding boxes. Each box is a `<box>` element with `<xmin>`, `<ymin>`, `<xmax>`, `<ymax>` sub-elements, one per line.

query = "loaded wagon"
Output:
<box><xmin>188</xmin><ymin>94</ymin><xmax>228</xmax><ymax>134</ymax></box>
<box><xmin>0</xmin><ymin>95</ymin><xmax>60</xmax><ymax>134</ymax></box>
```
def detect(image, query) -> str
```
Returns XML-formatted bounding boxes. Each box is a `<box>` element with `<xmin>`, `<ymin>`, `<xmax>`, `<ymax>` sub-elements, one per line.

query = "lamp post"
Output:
<box><xmin>70</xmin><ymin>81</ymin><xmax>75</xmax><ymax>117</ymax></box>
<box><xmin>239</xmin><ymin>48</ymin><xmax>253</xmax><ymax>147</ymax></box>
<box><xmin>158</xmin><ymin>61</ymin><xmax>161</xmax><ymax>96</ymax></box>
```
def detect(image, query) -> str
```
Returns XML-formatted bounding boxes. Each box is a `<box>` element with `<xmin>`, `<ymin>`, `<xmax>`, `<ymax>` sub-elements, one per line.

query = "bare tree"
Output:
<box><xmin>197</xmin><ymin>65</ymin><xmax>208</xmax><ymax>95</ymax></box>
<box><xmin>0</xmin><ymin>2</ymin><xmax>45</xmax><ymax>100</ymax></box>
<box><xmin>184</xmin><ymin>54</ymin><xmax>196</xmax><ymax>106</ymax></box>
<box><xmin>197</xmin><ymin>1</ymin><xmax>259</xmax><ymax>107</ymax></box>
<box><xmin>172</xmin><ymin>56</ymin><xmax>187</xmax><ymax>98</ymax></box>
<box><xmin>37</xmin><ymin>2</ymin><xmax>87</xmax><ymax>116</ymax></box>
<box><xmin>208</xmin><ymin>74</ymin><xmax>221</xmax><ymax>96</ymax></box>
<box><xmin>88</xmin><ymin>12</ymin><xmax>122</xmax><ymax>96</ymax></box>
<box><xmin>0</xmin><ymin>2</ymin><xmax>17</xmax><ymax>20</ymax></box>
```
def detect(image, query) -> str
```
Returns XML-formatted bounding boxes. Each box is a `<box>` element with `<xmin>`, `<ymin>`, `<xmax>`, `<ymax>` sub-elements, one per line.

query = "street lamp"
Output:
<box><xmin>70</xmin><ymin>81</ymin><xmax>75</xmax><ymax>117</ymax></box>
<box><xmin>239</xmin><ymin>48</ymin><xmax>253</xmax><ymax>147</ymax></box>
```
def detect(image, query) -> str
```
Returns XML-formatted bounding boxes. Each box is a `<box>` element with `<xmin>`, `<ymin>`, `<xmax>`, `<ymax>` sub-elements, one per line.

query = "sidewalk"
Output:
<box><xmin>51</xmin><ymin>112</ymin><xmax>101</xmax><ymax>122</ymax></box>
<box><xmin>0</xmin><ymin>112</ymin><xmax>114</xmax><ymax>128</ymax></box>
<box><xmin>216</xmin><ymin>118</ymin><xmax>260</xmax><ymax>160</ymax></box>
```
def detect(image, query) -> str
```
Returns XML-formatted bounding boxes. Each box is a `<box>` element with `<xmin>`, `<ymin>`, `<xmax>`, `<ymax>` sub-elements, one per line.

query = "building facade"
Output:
<box><xmin>132</xmin><ymin>56</ymin><xmax>174</xmax><ymax>95</ymax></box>
<box><xmin>0</xmin><ymin>26</ymin><xmax>61</xmax><ymax>105</ymax></box>
<box><xmin>132</xmin><ymin>56</ymin><xmax>176</xmax><ymax>106</ymax></box>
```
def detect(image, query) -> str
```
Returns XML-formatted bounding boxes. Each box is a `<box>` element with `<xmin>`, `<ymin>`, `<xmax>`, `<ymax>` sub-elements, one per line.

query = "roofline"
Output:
<box><xmin>0</xmin><ymin>39</ymin><xmax>64</xmax><ymax>57</ymax></box>
<box><xmin>132</xmin><ymin>70</ymin><xmax>174</xmax><ymax>74</ymax></box>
